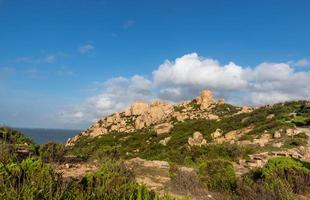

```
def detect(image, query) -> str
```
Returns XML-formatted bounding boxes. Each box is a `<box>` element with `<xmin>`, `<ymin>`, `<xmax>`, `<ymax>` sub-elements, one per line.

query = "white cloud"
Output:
<box><xmin>153</xmin><ymin>54</ymin><xmax>310</xmax><ymax>105</ymax></box>
<box><xmin>78</xmin><ymin>44</ymin><xmax>94</xmax><ymax>54</ymax></box>
<box><xmin>60</xmin><ymin>53</ymin><xmax>310</xmax><ymax>127</ymax></box>
<box><xmin>290</xmin><ymin>59</ymin><xmax>310</xmax><ymax>67</ymax></box>
<box><xmin>60</xmin><ymin>75</ymin><xmax>153</xmax><ymax>126</ymax></box>
<box><xmin>153</xmin><ymin>53</ymin><xmax>248</xmax><ymax>92</ymax></box>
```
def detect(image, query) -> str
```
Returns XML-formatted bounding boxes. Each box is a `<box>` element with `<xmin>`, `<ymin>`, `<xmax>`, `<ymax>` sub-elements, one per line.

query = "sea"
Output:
<box><xmin>16</xmin><ymin>128</ymin><xmax>81</xmax><ymax>144</ymax></box>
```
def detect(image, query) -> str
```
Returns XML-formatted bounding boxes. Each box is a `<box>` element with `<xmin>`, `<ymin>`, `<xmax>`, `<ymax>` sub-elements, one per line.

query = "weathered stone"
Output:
<box><xmin>218</xmin><ymin>99</ymin><xmax>225</xmax><ymax>105</ymax></box>
<box><xmin>273</xmin><ymin>130</ymin><xmax>282</xmax><ymax>138</ymax></box>
<box><xmin>130</xmin><ymin>101</ymin><xmax>149</xmax><ymax>115</ymax></box>
<box><xmin>133</xmin><ymin>100</ymin><xmax>173</xmax><ymax>129</ymax></box>
<box><xmin>188</xmin><ymin>131</ymin><xmax>207</xmax><ymax>147</ymax></box>
<box><xmin>272</xmin><ymin>142</ymin><xmax>283</xmax><ymax>148</ymax></box>
<box><xmin>154</xmin><ymin>123</ymin><xmax>173</xmax><ymax>135</ymax></box>
<box><xmin>236</xmin><ymin>106</ymin><xmax>253</xmax><ymax>115</ymax></box>
<box><xmin>213</xmin><ymin>127</ymin><xmax>253</xmax><ymax>144</ymax></box>
<box><xmin>207</xmin><ymin>114</ymin><xmax>219</xmax><ymax>120</ymax></box>
<box><xmin>195</xmin><ymin>90</ymin><xmax>214</xmax><ymax>109</ymax></box>
<box><xmin>253</xmin><ymin>134</ymin><xmax>272</xmax><ymax>147</ymax></box>
<box><xmin>159</xmin><ymin>137</ymin><xmax>171</xmax><ymax>146</ymax></box>
<box><xmin>286</xmin><ymin>128</ymin><xmax>294</xmax><ymax>136</ymax></box>
<box><xmin>267</xmin><ymin>114</ymin><xmax>275</xmax><ymax>120</ymax></box>
<box><xmin>211</xmin><ymin>128</ymin><xmax>223</xmax><ymax>138</ymax></box>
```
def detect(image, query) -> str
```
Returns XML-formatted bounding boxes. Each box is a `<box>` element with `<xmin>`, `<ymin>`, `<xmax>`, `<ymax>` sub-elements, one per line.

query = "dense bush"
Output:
<box><xmin>0</xmin><ymin>158</ymin><xmax>71</xmax><ymax>200</ymax></box>
<box><xmin>76</xmin><ymin>160</ymin><xmax>157</xmax><ymax>199</ymax></box>
<box><xmin>39</xmin><ymin>142</ymin><xmax>66</xmax><ymax>163</ymax></box>
<box><xmin>0</xmin><ymin>127</ymin><xmax>34</xmax><ymax>145</ymax></box>
<box><xmin>169</xmin><ymin>164</ymin><xmax>207</xmax><ymax>198</ymax></box>
<box><xmin>292</xmin><ymin>116</ymin><xmax>310</xmax><ymax>126</ymax></box>
<box><xmin>0</xmin><ymin>158</ymin><xmax>165</xmax><ymax>200</ymax></box>
<box><xmin>198</xmin><ymin>159</ymin><xmax>237</xmax><ymax>192</ymax></box>
<box><xmin>284</xmin><ymin>135</ymin><xmax>308</xmax><ymax>147</ymax></box>
<box><xmin>236</xmin><ymin>157</ymin><xmax>310</xmax><ymax>199</ymax></box>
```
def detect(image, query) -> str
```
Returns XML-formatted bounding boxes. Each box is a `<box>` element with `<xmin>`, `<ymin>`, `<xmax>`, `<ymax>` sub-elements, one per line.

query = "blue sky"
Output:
<box><xmin>0</xmin><ymin>0</ymin><xmax>310</xmax><ymax>129</ymax></box>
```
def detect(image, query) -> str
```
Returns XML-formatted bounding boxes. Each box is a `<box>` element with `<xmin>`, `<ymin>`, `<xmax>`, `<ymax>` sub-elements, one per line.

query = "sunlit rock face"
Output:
<box><xmin>66</xmin><ymin>89</ymin><xmax>243</xmax><ymax>146</ymax></box>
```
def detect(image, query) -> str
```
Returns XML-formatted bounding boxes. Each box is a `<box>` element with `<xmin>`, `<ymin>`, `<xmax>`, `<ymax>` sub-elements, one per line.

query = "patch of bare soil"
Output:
<box><xmin>125</xmin><ymin>157</ymin><xmax>216</xmax><ymax>200</ymax></box>
<box><xmin>55</xmin><ymin>162</ymin><xmax>98</xmax><ymax>180</ymax></box>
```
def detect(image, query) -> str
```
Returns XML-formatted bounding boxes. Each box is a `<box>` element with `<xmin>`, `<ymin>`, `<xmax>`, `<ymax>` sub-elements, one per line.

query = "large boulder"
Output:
<box><xmin>134</xmin><ymin>100</ymin><xmax>173</xmax><ymax>129</ymax></box>
<box><xmin>188</xmin><ymin>132</ymin><xmax>207</xmax><ymax>147</ymax></box>
<box><xmin>130</xmin><ymin>101</ymin><xmax>149</xmax><ymax>115</ymax></box>
<box><xmin>154</xmin><ymin>123</ymin><xmax>173</xmax><ymax>135</ymax></box>
<box><xmin>211</xmin><ymin>128</ymin><xmax>223</xmax><ymax>138</ymax></box>
<box><xmin>195</xmin><ymin>90</ymin><xmax>215</xmax><ymax>109</ymax></box>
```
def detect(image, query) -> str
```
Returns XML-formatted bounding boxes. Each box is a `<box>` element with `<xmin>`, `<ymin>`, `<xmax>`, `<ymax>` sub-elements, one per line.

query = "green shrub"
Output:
<box><xmin>0</xmin><ymin>158</ymin><xmax>163</xmax><ymax>200</ymax></box>
<box><xmin>198</xmin><ymin>159</ymin><xmax>237</xmax><ymax>192</ymax></box>
<box><xmin>78</xmin><ymin>160</ymin><xmax>156</xmax><ymax>199</ymax></box>
<box><xmin>292</xmin><ymin>116</ymin><xmax>310</xmax><ymax>126</ymax></box>
<box><xmin>0</xmin><ymin>127</ymin><xmax>34</xmax><ymax>145</ymax></box>
<box><xmin>284</xmin><ymin>137</ymin><xmax>307</xmax><ymax>147</ymax></box>
<box><xmin>295</xmin><ymin>132</ymin><xmax>309</xmax><ymax>139</ymax></box>
<box><xmin>40</xmin><ymin>142</ymin><xmax>66</xmax><ymax>163</ymax></box>
<box><xmin>236</xmin><ymin>157</ymin><xmax>310</xmax><ymax>199</ymax></box>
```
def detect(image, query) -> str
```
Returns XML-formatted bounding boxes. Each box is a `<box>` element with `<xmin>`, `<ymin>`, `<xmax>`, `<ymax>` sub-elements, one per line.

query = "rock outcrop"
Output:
<box><xmin>134</xmin><ymin>100</ymin><xmax>174</xmax><ymax>129</ymax></box>
<box><xmin>154</xmin><ymin>123</ymin><xmax>173</xmax><ymax>135</ymax></box>
<box><xmin>159</xmin><ymin>136</ymin><xmax>171</xmax><ymax>146</ymax></box>
<box><xmin>66</xmin><ymin>89</ymin><xmax>245</xmax><ymax>146</ymax></box>
<box><xmin>195</xmin><ymin>90</ymin><xmax>215</xmax><ymax>109</ymax></box>
<box><xmin>188</xmin><ymin>132</ymin><xmax>207</xmax><ymax>147</ymax></box>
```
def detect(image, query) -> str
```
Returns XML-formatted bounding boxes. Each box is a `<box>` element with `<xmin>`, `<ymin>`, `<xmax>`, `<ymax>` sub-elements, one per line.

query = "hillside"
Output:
<box><xmin>64</xmin><ymin>90</ymin><xmax>310</xmax><ymax>199</ymax></box>
<box><xmin>67</xmin><ymin>90</ymin><xmax>310</xmax><ymax>161</ymax></box>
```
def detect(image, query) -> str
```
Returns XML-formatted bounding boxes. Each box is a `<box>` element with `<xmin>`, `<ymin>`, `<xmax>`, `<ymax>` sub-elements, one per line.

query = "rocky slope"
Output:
<box><xmin>67</xmin><ymin>90</ymin><xmax>250</xmax><ymax>146</ymax></box>
<box><xmin>63</xmin><ymin>90</ymin><xmax>310</xmax><ymax>199</ymax></box>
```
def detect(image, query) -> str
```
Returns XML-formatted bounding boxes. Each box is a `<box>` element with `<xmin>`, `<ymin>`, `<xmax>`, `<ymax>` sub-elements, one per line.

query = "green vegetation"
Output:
<box><xmin>1</xmin><ymin>100</ymin><xmax>310</xmax><ymax>199</ymax></box>
<box><xmin>210</xmin><ymin>103</ymin><xmax>240</xmax><ymax>117</ymax></box>
<box><xmin>292</xmin><ymin>115</ymin><xmax>310</xmax><ymax>126</ymax></box>
<box><xmin>0</xmin><ymin>127</ymin><xmax>34</xmax><ymax>145</ymax></box>
<box><xmin>236</xmin><ymin>157</ymin><xmax>310</xmax><ymax>199</ymax></box>
<box><xmin>199</xmin><ymin>159</ymin><xmax>237</xmax><ymax>191</ymax></box>
<box><xmin>39</xmin><ymin>142</ymin><xmax>66</xmax><ymax>163</ymax></box>
<box><xmin>0</xmin><ymin>157</ymin><xmax>166</xmax><ymax>200</ymax></box>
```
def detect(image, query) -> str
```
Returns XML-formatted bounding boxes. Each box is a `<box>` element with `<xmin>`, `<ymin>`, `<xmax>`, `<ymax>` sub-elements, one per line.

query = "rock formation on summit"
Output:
<box><xmin>195</xmin><ymin>90</ymin><xmax>215</xmax><ymax>109</ymax></box>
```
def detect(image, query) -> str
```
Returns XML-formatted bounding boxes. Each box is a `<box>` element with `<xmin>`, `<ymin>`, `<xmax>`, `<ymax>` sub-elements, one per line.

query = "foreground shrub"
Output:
<box><xmin>198</xmin><ymin>159</ymin><xmax>237</xmax><ymax>192</ymax></box>
<box><xmin>77</xmin><ymin>160</ymin><xmax>156</xmax><ymax>199</ymax></box>
<box><xmin>0</xmin><ymin>158</ymin><xmax>163</xmax><ymax>200</ymax></box>
<box><xmin>39</xmin><ymin>142</ymin><xmax>66</xmax><ymax>163</ymax></box>
<box><xmin>169</xmin><ymin>164</ymin><xmax>207</xmax><ymax>198</ymax></box>
<box><xmin>0</xmin><ymin>158</ymin><xmax>71</xmax><ymax>200</ymax></box>
<box><xmin>236</xmin><ymin>157</ymin><xmax>310</xmax><ymax>200</ymax></box>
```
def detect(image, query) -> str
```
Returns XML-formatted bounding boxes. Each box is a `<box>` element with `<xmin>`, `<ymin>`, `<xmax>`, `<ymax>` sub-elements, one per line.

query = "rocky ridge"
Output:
<box><xmin>67</xmin><ymin>90</ymin><xmax>246</xmax><ymax>146</ymax></box>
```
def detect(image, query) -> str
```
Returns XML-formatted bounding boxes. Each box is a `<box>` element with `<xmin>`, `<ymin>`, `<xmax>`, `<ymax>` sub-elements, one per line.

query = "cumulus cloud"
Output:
<box><xmin>78</xmin><ymin>44</ymin><xmax>94</xmax><ymax>54</ymax></box>
<box><xmin>153</xmin><ymin>53</ymin><xmax>248</xmax><ymax>92</ymax></box>
<box><xmin>60</xmin><ymin>53</ymin><xmax>310</xmax><ymax>127</ymax></box>
<box><xmin>60</xmin><ymin>75</ymin><xmax>153</xmax><ymax>126</ymax></box>
<box><xmin>245</xmin><ymin>62</ymin><xmax>310</xmax><ymax>105</ymax></box>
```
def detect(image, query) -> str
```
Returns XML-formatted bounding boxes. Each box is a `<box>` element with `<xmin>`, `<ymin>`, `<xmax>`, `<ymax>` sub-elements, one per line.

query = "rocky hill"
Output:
<box><xmin>65</xmin><ymin>89</ymin><xmax>310</xmax><ymax>199</ymax></box>
<box><xmin>67</xmin><ymin>90</ymin><xmax>251</xmax><ymax>145</ymax></box>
